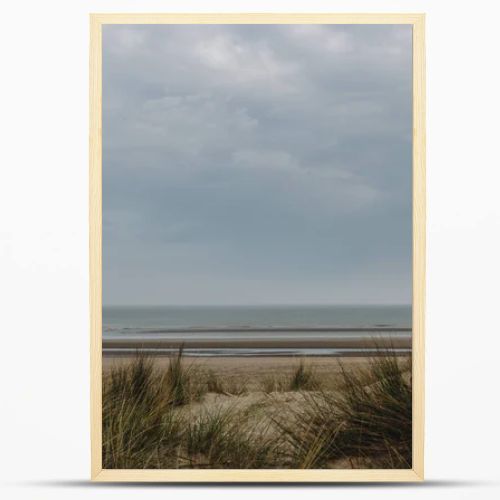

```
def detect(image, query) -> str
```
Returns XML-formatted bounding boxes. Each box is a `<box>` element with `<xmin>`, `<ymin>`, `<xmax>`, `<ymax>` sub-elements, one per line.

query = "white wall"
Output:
<box><xmin>1</xmin><ymin>1</ymin><xmax>499</xmax><ymax>499</ymax></box>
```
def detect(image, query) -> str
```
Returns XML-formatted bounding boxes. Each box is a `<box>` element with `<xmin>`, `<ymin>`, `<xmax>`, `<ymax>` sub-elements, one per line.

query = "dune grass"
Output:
<box><xmin>182</xmin><ymin>405</ymin><xmax>284</xmax><ymax>468</ymax></box>
<box><xmin>206</xmin><ymin>370</ymin><xmax>248</xmax><ymax>396</ymax></box>
<box><xmin>102</xmin><ymin>350</ymin><xmax>278</xmax><ymax>469</ymax></box>
<box><xmin>289</xmin><ymin>359</ymin><xmax>320</xmax><ymax>391</ymax></box>
<box><xmin>166</xmin><ymin>346</ymin><xmax>207</xmax><ymax>405</ymax></box>
<box><xmin>275</xmin><ymin>355</ymin><xmax>412</xmax><ymax>468</ymax></box>
<box><xmin>102</xmin><ymin>350</ymin><xmax>412</xmax><ymax>469</ymax></box>
<box><xmin>102</xmin><ymin>355</ymin><xmax>184</xmax><ymax>468</ymax></box>
<box><xmin>261</xmin><ymin>373</ymin><xmax>289</xmax><ymax>393</ymax></box>
<box><xmin>261</xmin><ymin>359</ymin><xmax>320</xmax><ymax>393</ymax></box>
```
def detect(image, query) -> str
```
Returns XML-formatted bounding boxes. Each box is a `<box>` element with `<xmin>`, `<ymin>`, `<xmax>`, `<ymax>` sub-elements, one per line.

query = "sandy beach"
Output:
<box><xmin>103</xmin><ymin>353</ymin><xmax>408</xmax><ymax>392</ymax></box>
<box><xmin>103</xmin><ymin>353</ymin><xmax>374</xmax><ymax>373</ymax></box>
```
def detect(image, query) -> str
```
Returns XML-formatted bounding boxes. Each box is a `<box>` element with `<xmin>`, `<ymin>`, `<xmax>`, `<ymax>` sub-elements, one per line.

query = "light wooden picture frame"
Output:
<box><xmin>90</xmin><ymin>13</ymin><xmax>425</xmax><ymax>482</ymax></box>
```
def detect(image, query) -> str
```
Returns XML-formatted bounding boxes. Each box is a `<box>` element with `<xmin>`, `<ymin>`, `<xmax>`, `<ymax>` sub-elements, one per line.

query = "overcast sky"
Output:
<box><xmin>102</xmin><ymin>24</ymin><xmax>412</xmax><ymax>306</ymax></box>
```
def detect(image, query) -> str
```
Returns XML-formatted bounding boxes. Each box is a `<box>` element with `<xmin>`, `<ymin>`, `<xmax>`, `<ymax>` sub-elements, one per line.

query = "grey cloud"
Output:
<box><xmin>103</xmin><ymin>24</ymin><xmax>412</xmax><ymax>305</ymax></box>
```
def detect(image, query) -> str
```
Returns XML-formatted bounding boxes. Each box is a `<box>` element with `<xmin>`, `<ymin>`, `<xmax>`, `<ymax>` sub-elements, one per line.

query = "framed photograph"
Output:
<box><xmin>90</xmin><ymin>13</ymin><xmax>425</xmax><ymax>482</ymax></box>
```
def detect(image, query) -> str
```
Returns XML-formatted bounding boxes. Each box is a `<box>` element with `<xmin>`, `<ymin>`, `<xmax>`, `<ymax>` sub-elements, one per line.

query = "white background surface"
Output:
<box><xmin>1</xmin><ymin>0</ymin><xmax>499</xmax><ymax>498</ymax></box>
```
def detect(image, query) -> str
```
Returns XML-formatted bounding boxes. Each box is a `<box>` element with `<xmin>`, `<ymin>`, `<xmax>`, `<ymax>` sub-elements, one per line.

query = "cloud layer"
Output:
<box><xmin>103</xmin><ymin>24</ymin><xmax>412</xmax><ymax>305</ymax></box>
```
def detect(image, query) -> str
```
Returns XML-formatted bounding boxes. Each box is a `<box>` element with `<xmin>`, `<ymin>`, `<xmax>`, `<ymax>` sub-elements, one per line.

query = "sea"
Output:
<box><xmin>103</xmin><ymin>304</ymin><xmax>411</xmax><ymax>357</ymax></box>
<box><xmin>102</xmin><ymin>305</ymin><xmax>412</xmax><ymax>356</ymax></box>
